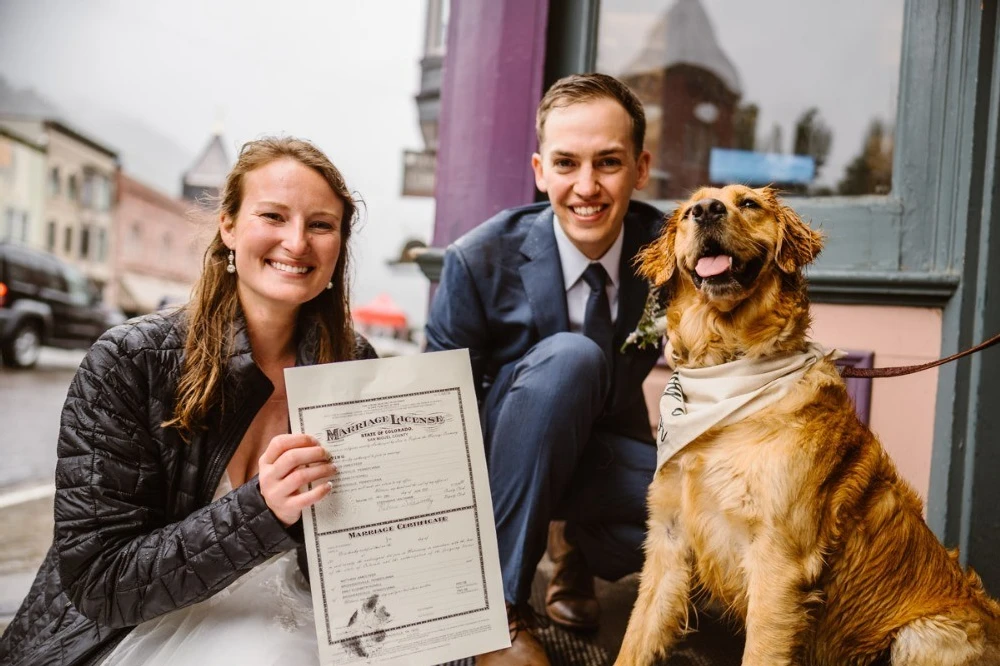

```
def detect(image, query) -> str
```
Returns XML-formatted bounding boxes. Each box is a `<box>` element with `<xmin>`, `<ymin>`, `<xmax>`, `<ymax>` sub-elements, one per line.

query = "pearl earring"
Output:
<box><xmin>326</xmin><ymin>281</ymin><xmax>333</xmax><ymax>290</ymax></box>
<box><xmin>226</xmin><ymin>250</ymin><xmax>236</xmax><ymax>274</ymax></box>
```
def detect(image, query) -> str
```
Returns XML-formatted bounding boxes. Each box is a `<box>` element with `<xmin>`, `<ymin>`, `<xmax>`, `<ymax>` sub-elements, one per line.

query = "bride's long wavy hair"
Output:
<box><xmin>165</xmin><ymin>137</ymin><xmax>357</xmax><ymax>436</ymax></box>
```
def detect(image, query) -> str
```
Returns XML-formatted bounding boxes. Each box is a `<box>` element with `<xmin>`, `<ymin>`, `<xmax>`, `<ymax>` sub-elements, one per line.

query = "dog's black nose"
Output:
<box><xmin>690</xmin><ymin>198</ymin><xmax>727</xmax><ymax>226</ymax></box>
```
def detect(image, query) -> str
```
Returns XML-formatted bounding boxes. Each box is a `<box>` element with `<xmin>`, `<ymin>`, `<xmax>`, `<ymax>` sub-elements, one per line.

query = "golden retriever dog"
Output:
<box><xmin>614</xmin><ymin>185</ymin><xmax>1000</xmax><ymax>666</ymax></box>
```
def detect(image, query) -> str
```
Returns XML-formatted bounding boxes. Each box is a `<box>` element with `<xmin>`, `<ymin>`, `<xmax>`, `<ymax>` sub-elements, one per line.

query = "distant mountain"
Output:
<box><xmin>0</xmin><ymin>75</ymin><xmax>193</xmax><ymax>197</ymax></box>
<box><xmin>0</xmin><ymin>76</ymin><xmax>60</xmax><ymax>118</ymax></box>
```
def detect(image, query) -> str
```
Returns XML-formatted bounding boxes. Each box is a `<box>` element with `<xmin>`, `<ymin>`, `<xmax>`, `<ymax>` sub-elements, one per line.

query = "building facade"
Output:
<box><xmin>110</xmin><ymin>173</ymin><xmax>208</xmax><ymax>316</ymax></box>
<box><xmin>0</xmin><ymin>117</ymin><xmax>118</xmax><ymax>298</ymax></box>
<box><xmin>109</xmin><ymin>132</ymin><xmax>230</xmax><ymax>316</ymax></box>
<box><xmin>425</xmin><ymin>0</ymin><xmax>1000</xmax><ymax>592</ymax></box>
<box><xmin>0</xmin><ymin>125</ymin><xmax>46</xmax><ymax>247</ymax></box>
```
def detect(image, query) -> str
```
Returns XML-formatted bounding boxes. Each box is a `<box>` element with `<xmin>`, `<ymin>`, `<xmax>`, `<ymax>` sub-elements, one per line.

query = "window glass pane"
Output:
<box><xmin>97</xmin><ymin>228</ymin><xmax>107</xmax><ymax>262</ymax></box>
<box><xmin>80</xmin><ymin>225</ymin><xmax>91</xmax><ymax>259</ymax></box>
<box><xmin>596</xmin><ymin>0</ymin><xmax>903</xmax><ymax>198</ymax></box>
<box><xmin>62</xmin><ymin>264</ymin><xmax>90</xmax><ymax>306</ymax></box>
<box><xmin>5</xmin><ymin>250</ymin><xmax>33</xmax><ymax>284</ymax></box>
<box><xmin>49</xmin><ymin>167</ymin><xmax>60</xmax><ymax>197</ymax></box>
<box><xmin>41</xmin><ymin>257</ymin><xmax>66</xmax><ymax>291</ymax></box>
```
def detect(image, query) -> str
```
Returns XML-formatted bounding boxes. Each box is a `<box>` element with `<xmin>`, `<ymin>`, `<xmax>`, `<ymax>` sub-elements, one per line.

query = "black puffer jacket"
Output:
<box><xmin>0</xmin><ymin>310</ymin><xmax>376</xmax><ymax>665</ymax></box>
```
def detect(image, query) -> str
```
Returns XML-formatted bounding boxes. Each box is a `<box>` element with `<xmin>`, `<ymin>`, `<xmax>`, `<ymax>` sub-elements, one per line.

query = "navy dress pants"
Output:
<box><xmin>480</xmin><ymin>333</ymin><xmax>656</xmax><ymax>604</ymax></box>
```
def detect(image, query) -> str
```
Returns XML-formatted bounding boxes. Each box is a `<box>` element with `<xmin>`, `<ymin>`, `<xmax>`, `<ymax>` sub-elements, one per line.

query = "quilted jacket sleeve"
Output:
<box><xmin>54</xmin><ymin>326</ymin><xmax>299</xmax><ymax>629</ymax></box>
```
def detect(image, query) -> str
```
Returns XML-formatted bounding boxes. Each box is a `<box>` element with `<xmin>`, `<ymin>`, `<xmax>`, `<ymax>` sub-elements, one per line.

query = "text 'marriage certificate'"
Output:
<box><xmin>284</xmin><ymin>349</ymin><xmax>510</xmax><ymax>665</ymax></box>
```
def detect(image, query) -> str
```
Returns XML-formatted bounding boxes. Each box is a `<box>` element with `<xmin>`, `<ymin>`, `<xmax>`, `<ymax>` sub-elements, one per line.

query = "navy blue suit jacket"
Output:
<box><xmin>425</xmin><ymin>201</ymin><xmax>665</xmax><ymax>444</ymax></box>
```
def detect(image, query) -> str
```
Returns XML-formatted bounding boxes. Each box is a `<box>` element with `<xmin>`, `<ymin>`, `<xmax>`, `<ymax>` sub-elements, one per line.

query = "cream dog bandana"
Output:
<box><xmin>656</xmin><ymin>343</ymin><xmax>844</xmax><ymax>471</ymax></box>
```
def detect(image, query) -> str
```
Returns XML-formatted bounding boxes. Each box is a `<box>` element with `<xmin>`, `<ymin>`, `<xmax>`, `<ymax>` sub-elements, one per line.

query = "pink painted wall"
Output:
<box><xmin>115</xmin><ymin>173</ymin><xmax>206</xmax><ymax>282</ymax></box>
<box><xmin>810</xmin><ymin>304</ymin><xmax>942</xmax><ymax>500</ymax></box>
<box><xmin>642</xmin><ymin>304</ymin><xmax>943</xmax><ymax>500</ymax></box>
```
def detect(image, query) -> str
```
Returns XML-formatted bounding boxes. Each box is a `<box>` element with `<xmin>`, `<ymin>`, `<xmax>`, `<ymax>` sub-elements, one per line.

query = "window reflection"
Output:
<box><xmin>597</xmin><ymin>0</ymin><xmax>903</xmax><ymax>198</ymax></box>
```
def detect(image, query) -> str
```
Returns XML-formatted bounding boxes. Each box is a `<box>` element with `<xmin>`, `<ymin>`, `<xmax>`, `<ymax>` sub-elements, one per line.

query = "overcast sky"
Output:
<box><xmin>0</xmin><ymin>0</ymin><xmax>436</xmax><ymax>326</ymax></box>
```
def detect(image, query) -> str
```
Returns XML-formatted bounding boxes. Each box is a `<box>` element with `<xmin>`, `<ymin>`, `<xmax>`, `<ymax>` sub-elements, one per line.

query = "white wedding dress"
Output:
<box><xmin>100</xmin><ymin>475</ymin><xmax>319</xmax><ymax>665</ymax></box>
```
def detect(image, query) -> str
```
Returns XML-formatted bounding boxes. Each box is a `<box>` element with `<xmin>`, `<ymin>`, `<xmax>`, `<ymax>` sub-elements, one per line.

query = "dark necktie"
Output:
<box><xmin>582</xmin><ymin>263</ymin><xmax>614</xmax><ymax>363</ymax></box>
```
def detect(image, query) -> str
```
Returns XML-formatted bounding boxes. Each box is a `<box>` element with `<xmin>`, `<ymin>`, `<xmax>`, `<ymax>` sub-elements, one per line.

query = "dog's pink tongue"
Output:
<box><xmin>695</xmin><ymin>255</ymin><xmax>732</xmax><ymax>278</ymax></box>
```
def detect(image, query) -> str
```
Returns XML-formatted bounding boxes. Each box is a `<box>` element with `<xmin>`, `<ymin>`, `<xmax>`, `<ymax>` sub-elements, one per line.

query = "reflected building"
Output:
<box><xmin>619</xmin><ymin>0</ymin><xmax>742</xmax><ymax>199</ymax></box>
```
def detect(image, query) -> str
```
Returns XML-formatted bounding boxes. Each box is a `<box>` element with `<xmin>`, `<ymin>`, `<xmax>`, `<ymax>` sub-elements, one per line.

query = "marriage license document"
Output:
<box><xmin>284</xmin><ymin>349</ymin><xmax>510</xmax><ymax>665</ymax></box>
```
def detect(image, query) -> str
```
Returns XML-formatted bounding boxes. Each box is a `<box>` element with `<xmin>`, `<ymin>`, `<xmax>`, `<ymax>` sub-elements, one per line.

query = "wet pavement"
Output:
<box><xmin>0</xmin><ymin>495</ymin><xmax>53</xmax><ymax>626</ymax></box>
<box><xmin>0</xmin><ymin>347</ymin><xmax>83</xmax><ymax>630</ymax></box>
<box><xmin>0</xmin><ymin>347</ymin><xmax>84</xmax><ymax>488</ymax></box>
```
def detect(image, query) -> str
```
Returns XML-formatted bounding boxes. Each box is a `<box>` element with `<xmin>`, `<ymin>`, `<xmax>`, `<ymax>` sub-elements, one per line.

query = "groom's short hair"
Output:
<box><xmin>535</xmin><ymin>72</ymin><xmax>647</xmax><ymax>158</ymax></box>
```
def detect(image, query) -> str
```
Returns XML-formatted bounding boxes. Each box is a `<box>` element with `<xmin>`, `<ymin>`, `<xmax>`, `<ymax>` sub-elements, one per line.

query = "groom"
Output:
<box><xmin>425</xmin><ymin>73</ymin><xmax>665</xmax><ymax>665</ymax></box>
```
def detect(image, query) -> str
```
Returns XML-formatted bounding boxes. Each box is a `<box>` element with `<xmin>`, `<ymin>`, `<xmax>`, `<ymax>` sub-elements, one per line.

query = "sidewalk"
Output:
<box><xmin>0</xmin><ymin>490</ymin><xmax>54</xmax><ymax>629</ymax></box>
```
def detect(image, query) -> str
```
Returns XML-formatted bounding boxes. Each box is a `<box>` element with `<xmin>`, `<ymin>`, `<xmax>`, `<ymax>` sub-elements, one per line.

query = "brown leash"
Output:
<box><xmin>840</xmin><ymin>331</ymin><xmax>1000</xmax><ymax>378</ymax></box>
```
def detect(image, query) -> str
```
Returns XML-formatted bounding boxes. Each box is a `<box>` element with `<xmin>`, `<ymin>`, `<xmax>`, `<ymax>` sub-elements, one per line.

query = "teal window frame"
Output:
<box><xmin>549</xmin><ymin>0</ymin><xmax>974</xmax><ymax>307</ymax></box>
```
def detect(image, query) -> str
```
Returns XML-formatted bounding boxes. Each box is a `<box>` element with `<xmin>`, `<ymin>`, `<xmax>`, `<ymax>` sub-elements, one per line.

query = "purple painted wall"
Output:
<box><xmin>432</xmin><ymin>0</ymin><xmax>550</xmax><ymax>247</ymax></box>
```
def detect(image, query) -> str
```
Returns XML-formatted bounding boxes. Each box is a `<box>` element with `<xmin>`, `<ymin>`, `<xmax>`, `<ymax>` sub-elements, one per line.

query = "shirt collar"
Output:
<box><xmin>552</xmin><ymin>215</ymin><xmax>624</xmax><ymax>292</ymax></box>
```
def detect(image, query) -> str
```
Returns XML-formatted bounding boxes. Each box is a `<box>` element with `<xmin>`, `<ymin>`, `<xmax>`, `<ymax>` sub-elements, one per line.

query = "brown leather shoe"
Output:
<box><xmin>476</xmin><ymin>603</ymin><xmax>551</xmax><ymax>666</ymax></box>
<box><xmin>545</xmin><ymin>521</ymin><xmax>600</xmax><ymax>631</ymax></box>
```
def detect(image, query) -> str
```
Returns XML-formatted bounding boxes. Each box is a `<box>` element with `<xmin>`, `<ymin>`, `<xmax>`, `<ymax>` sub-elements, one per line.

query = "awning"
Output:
<box><xmin>119</xmin><ymin>272</ymin><xmax>194</xmax><ymax>313</ymax></box>
<box><xmin>353</xmin><ymin>293</ymin><xmax>408</xmax><ymax>329</ymax></box>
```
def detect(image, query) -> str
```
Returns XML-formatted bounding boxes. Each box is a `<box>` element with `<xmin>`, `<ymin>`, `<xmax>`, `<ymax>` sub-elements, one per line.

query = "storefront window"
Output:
<box><xmin>597</xmin><ymin>0</ymin><xmax>903</xmax><ymax>198</ymax></box>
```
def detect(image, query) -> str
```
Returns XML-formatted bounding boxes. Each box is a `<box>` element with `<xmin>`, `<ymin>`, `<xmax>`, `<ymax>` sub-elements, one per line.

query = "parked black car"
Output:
<box><xmin>0</xmin><ymin>242</ymin><xmax>121</xmax><ymax>368</ymax></box>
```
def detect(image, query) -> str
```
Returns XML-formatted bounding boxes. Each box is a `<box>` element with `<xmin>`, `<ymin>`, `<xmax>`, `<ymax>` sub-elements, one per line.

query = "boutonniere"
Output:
<box><xmin>621</xmin><ymin>285</ymin><xmax>667</xmax><ymax>352</ymax></box>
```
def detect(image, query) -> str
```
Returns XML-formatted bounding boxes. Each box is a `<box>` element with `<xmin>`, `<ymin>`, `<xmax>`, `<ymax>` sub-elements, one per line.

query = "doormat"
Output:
<box><xmin>438</xmin><ymin>563</ymin><xmax>744</xmax><ymax>666</ymax></box>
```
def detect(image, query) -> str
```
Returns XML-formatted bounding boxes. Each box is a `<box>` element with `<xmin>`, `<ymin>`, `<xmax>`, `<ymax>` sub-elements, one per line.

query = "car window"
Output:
<box><xmin>3</xmin><ymin>248</ymin><xmax>39</xmax><ymax>286</ymax></box>
<box><xmin>6</xmin><ymin>257</ymin><xmax>32</xmax><ymax>284</ymax></box>
<box><xmin>62</xmin><ymin>263</ymin><xmax>91</xmax><ymax>306</ymax></box>
<box><xmin>38</xmin><ymin>255</ymin><xmax>67</xmax><ymax>291</ymax></box>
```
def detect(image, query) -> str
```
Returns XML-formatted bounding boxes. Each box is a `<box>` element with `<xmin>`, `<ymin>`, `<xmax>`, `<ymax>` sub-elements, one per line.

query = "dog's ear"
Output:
<box><xmin>637</xmin><ymin>207</ymin><xmax>680</xmax><ymax>286</ymax></box>
<box><xmin>773</xmin><ymin>198</ymin><xmax>824</xmax><ymax>273</ymax></box>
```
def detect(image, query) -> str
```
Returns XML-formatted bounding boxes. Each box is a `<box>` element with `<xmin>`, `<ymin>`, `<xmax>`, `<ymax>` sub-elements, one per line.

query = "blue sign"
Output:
<box><xmin>709</xmin><ymin>148</ymin><xmax>816</xmax><ymax>185</ymax></box>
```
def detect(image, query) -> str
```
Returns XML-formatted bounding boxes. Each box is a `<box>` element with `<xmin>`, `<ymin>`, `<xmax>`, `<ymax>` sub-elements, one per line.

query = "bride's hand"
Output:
<box><xmin>258</xmin><ymin>434</ymin><xmax>336</xmax><ymax>526</ymax></box>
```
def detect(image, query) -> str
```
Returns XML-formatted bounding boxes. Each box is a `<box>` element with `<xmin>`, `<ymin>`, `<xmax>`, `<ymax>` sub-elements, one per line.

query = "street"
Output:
<box><xmin>0</xmin><ymin>347</ymin><xmax>83</xmax><ymax>489</ymax></box>
<box><xmin>0</xmin><ymin>347</ymin><xmax>85</xmax><ymax>627</ymax></box>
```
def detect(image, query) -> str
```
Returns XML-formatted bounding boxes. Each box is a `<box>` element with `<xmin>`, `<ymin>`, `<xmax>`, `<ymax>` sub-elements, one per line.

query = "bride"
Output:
<box><xmin>0</xmin><ymin>136</ymin><xmax>375</xmax><ymax>666</ymax></box>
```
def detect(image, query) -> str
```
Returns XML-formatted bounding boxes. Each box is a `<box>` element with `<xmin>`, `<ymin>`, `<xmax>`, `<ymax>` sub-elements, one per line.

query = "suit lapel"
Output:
<box><xmin>519</xmin><ymin>208</ymin><xmax>569</xmax><ymax>338</ymax></box>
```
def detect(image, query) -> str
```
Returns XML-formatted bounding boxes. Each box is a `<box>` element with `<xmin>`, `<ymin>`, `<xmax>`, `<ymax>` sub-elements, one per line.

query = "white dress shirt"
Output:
<box><xmin>552</xmin><ymin>217</ymin><xmax>624</xmax><ymax>333</ymax></box>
